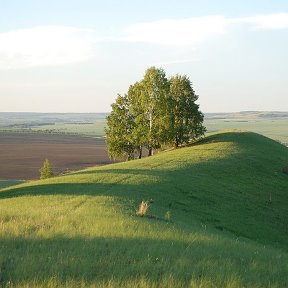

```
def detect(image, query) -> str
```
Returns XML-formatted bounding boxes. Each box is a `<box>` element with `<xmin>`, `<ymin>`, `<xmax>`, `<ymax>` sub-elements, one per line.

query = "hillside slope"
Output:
<box><xmin>0</xmin><ymin>131</ymin><xmax>287</xmax><ymax>287</ymax></box>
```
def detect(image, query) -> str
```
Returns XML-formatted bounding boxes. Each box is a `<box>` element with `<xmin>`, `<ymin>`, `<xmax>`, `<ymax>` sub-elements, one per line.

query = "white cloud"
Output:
<box><xmin>0</xmin><ymin>26</ymin><xmax>97</xmax><ymax>69</ymax></box>
<box><xmin>125</xmin><ymin>16</ymin><xmax>227</xmax><ymax>45</ymax></box>
<box><xmin>125</xmin><ymin>13</ymin><xmax>288</xmax><ymax>46</ymax></box>
<box><xmin>231</xmin><ymin>13</ymin><xmax>288</xmax><ymax>30</ymax></box>
<box><xmin>1</xmin><ymin>13</ymin><xmax>287</xmax><ymax>70</ymax></box>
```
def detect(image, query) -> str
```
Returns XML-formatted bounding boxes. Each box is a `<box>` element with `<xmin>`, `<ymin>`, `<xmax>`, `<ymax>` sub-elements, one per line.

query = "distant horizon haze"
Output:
<box><xmin>0</xmin><ymin>110</ymin><xmax>288</xmax><ymax>115</ymax></box>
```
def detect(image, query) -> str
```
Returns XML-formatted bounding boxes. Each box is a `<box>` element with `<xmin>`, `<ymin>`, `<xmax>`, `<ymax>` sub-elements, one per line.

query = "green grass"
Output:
<box><xmin>0</xmin><ymin>180</ymin><xmax>25</xmax><ymax>189</ymax></box>
<box><xmin>29</xmin><ymin>122</ymin><xmax>106</xmax><ymax>137</ymax></box>
<box><xmin>0</xmin><ymin>131</ymin><xmax>287</xmax><ymax>287</ymax></box>
<box><xmin>0</xmin><ymin>122</ymin><xmax>106</xmax><ymax>138</ymax></box>
<box><xmin>205</xmin><ymin>118</ymin><xmax>288</xmax><ymax>146</ymax></box>
<box><xmin>0</xmin><ymin>112</ymin><xmax>107</xmax><ymax>137</ymax></box>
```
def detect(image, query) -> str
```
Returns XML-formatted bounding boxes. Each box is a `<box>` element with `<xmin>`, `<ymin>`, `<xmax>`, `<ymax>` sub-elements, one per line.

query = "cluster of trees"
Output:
<box><xmin>105</xmin><ymin>67</ymin><xmax>206</xmax><ymax>160</ymax></box>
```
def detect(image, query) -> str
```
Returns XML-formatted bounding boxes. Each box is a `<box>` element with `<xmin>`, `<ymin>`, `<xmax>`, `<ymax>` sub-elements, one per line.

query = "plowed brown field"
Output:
<box><xmin>0</xmin><ymin>132</ymin><xmax>115</xmax><ymax>180</ymax></box>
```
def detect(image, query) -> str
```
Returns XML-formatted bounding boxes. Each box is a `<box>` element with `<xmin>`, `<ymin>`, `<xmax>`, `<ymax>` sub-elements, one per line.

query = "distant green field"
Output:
<box><xmin>1</xmin><ymin>112</ymin><xmax>287</xmax><ymax>143</ymax></box>
<box><xmin>0</xmin><ymin>131</ymin><xmax>287</xmax><ymax>287</ymax></box>
<box><xmin>205</xmin><ymin>118</ymin><xmax>288</xmax><ymax>146</ymax></box>
<box><xmin>0</xmin><ymin>112</ymin><xmax>107</xmax><ymax>137</ymax></box>
<box><xmin>29</xmin><ymin>121</ymin><xmax>106</xmax><ymax>137</ymax></box>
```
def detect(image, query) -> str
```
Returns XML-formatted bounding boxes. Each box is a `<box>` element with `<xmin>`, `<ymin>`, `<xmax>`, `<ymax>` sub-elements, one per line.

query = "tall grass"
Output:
<box><xmin>0</xmin><ymin>131</ymin><xmax>287</xmax><ymax>287</ymax></box>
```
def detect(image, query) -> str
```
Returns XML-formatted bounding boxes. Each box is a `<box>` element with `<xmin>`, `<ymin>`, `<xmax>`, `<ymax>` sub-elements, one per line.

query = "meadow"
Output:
<box><xmin>0</xmin><ymin>110</ymin><xmax>287</xmax><ymax>182</ymax></box>
<box><xmin>205</xmin><ymin>118</ymin><xmax>288</xmax><ymax>146</ymax></box>
<box><xmin>0</xmin><ymin>131</ymin><xmax>287</xmax><ymax>287</ymax></box>
<box><xmin>204</xmin><ymin>111</ymin><xmax>288</xmax><ymax>146</ymax></box>
<box><xmin>1</xmin><ymin>112</ymin><xmax>288</xmax><ymax>145</ymax></box>
<box><xmin>0</xmin><ymin>112</ymin><xmax>107</xmax><ymax>137</ymax></box>
<box><xmin>0</xmin><ymin>180</ymin><xmax>24</xmax><ymax>189</ymax></box>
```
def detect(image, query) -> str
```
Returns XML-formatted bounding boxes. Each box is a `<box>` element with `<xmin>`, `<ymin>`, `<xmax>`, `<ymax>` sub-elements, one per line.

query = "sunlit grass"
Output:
<box><xmin>205</xmin><ymin>118</ymin><xmax>288</xmax><ymax>146</ymax></box>
<box><xmin>0</xmin><ymin>131</ymin><xmax>287</xmax><ymax>287</ymax></box>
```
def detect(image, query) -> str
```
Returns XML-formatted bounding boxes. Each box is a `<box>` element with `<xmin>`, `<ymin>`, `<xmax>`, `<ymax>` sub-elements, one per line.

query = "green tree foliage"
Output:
<box><xmin>169</xmin><ymin>75</ymin><xmax>206</xmax><ymax>147</ymax></box>
<box><xmin>141</xmin><ymin>67</ymin><xmax>170</xmax><ymax>155</ymax></box>
<box><xmin>105</xmin><ymin>67</ymin><xmax>206</xmax><ymax>160</ymax></box>
<box><xmin>39</xmin><ymin>159</ymin><xmax>54</xmax><ymax>179</ymax></box>
<box><xmin>105</xmin><ymin>94</ymin><xmax>135</xmax><ymax>160</ymax></box>
<box><xmin>127</xmin><ymin>82</ymin><xmax>148</xmax><ymax>159</ymax></box>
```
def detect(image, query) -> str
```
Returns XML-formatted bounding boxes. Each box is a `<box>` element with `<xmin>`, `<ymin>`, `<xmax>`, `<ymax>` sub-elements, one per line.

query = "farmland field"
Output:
<box><xmin>0</xmin><ymin>112</ymin><xmax>287</xmax><ymax>144</ymax></box>
<box><xmin>205</xmin><ymin>111</ymin><xmax>288</xmax><ymax>146</ymax></box>
<box><xmin>0</xmin><ymin>112</ymin><xmax>107</xmax><ymax>137</ymax></box>
<box><xmin>0</xmin><ymin>132</ymin><xmax>115</xmax><ymax>180</ymax></box>
<box><xmin>0</xmin><ymin>111</ymin><xmax>287</xmax><ymax>181</ymax></box>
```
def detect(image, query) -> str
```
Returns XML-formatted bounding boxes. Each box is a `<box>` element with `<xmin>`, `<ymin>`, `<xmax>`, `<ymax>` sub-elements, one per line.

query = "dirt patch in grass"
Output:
<box><xmin>0</xmin><ymin>132</ymin><xmax>116</xmax><ymax>180</ymax></box>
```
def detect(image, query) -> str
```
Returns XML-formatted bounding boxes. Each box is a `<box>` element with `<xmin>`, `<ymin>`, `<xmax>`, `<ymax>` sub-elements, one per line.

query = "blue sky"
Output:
<box><xmin>0</xmin><ymin>0</ymin><xmax>288</xmax><ymax>112</ymax></box>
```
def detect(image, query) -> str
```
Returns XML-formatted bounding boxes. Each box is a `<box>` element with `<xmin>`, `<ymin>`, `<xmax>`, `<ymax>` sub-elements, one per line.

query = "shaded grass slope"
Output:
<box><xmin>0</xmin><ymin>131</ymin><xmax>287</xmax><ymax>287</ymax></box>
<box><xmin>0</xmin><ymin>180</ymin><xmax>25</xmax><ymax>189</ymax></box>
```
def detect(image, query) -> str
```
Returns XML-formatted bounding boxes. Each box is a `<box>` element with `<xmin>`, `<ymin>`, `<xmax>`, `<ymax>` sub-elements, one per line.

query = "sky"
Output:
<box><xmin>0</xmin><ymin>0</ymin><xmax>288</xmax><ymax>113</ymax></box>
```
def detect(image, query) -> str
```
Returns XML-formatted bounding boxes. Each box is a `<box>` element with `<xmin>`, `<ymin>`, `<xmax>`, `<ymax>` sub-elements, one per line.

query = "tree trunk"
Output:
<box><xmin>148</xmin><ymin>108</ymin><xmax>153</xmax><ymax>156</ymax></box>
<box><xmin>148</xmin><ymin>147</ymin><xmax>153</xmax><ymax>156</ymax></box>
<box><xmin>174</xmin><ymin>137</ymin><xmax>179</xmax><ymax>148</ymax></box>
<box><xmin>138</xmin><ymin>146</ymin><xmax>142</xmax><ymax>159</ymax></box>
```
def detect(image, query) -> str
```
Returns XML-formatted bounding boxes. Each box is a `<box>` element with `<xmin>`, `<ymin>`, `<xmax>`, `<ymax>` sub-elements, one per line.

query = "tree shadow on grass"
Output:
<box><xmin>0</xmin><ymin>235</ymin><xmax>287</xmax><ymax>287</ymax></box>
<box><xmin>74</xmin><ymin>168</ymin><xmax>169</xmax><ymax>177</ymax></box>
<box><xmin>0</xmin><ymin>181</ymin><xmax>175</xmax><ymax>206</ymax></box>
<box><xmin>0</xmin><ymin>131</ymin><xmax>287</xmax><ymax>254</ymax></box>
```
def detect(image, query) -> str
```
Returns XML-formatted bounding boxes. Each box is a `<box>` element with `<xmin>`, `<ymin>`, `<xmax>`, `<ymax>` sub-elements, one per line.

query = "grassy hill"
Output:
<box><xmin>0</xmin><ymin>180</ymin><xmax>25</xmax><ymax>189</ymax></box>
<box><xmin>204</xmin><ymin>112</ymin><xmax>288</xmax><ymax>146</ymax></box>
<box><xmin>0</xmin><ymin>131</ymin><xmax>287</xmax><ymax>287</ymax></box>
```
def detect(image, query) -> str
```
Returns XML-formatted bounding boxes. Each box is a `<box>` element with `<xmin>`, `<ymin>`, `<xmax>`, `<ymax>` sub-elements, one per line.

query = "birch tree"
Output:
<box><xmin>105</xmin><ymin>94</ymin><xmax>135</xmax><ymax>160</ymax></box>
<box><xmin>141</xmin><ymin>67</ymin><xmax>169</xmax><ymax>156</ymax></box>
<box><xmin>169</xmin><ymin>75</ymin><xmax>206</xmax><ymax>147</ymax></box>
